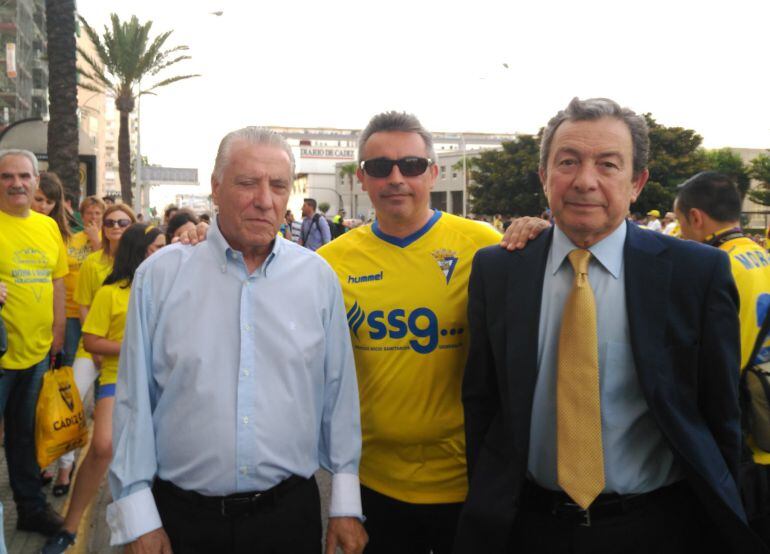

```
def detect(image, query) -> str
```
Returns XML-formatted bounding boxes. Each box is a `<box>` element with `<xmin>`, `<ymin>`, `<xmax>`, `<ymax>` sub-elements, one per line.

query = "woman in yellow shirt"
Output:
<box><xmin>53</xmin><ymin>204</ymin><xmax>135</xmax><ymax>496</ymax></box>
<box><xmin>43</xmin><ymin>223</ymin><xmax>165</xmax><ymax>553</ymax></box>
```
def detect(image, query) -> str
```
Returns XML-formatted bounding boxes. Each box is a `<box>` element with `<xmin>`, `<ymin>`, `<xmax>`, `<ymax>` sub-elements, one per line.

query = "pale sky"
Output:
<box><xmin>77</xmin><ymin>0</ymin><xmax>770</xmax><ymax>195</ymax></box>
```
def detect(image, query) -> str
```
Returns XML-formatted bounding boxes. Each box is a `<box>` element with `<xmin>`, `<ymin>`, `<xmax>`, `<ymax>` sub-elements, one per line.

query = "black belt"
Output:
<box><xmin>154</xmin><ymin>475</ymin><xmax>308</xmax><ymax>518</ymax></box>
<box><xmin>521</xmin><ymin>480</ymin><xmax>686</xmax><ymax>527</ymax></box>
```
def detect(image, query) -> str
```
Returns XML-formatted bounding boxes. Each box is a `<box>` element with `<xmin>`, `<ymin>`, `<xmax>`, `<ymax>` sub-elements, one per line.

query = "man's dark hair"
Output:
<box><xmin>676</xmin><ymin>171</ymin><xmax>742</xmax><ymax>223</ymax></box>
<box><xmin>540</xmin><ymin>97</ymin><xmax>649</xmax><ymax>179</ymax></box>
<box><xmin>166</xmin><ymin>209</ymin><xmax>199</xmax><ymax>244</ymax></box>
<box><xmin>304</xmin><ymin>198</ymin><xmax>317</xmax><ymax>210</ymax></box>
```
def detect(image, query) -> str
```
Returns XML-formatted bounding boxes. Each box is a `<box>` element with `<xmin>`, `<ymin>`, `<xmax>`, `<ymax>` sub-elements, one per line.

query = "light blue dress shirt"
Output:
<box><xmin>528</xmin><ymin>222</ymin><xmax>683</xmax><ymax>494</ymax></box>
<box><xmin>106</xmin><ymin>218</ymin><xmax>362</xmax><ymax>544</ymax></box>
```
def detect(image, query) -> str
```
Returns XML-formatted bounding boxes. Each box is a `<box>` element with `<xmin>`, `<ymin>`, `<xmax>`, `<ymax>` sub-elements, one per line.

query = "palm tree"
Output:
<box><xmin>339</xmin><ymin>162</ymin><xmax>357</xmax><ymax>216</ymax></box>
<box><xmin>45</xmin><ymin>0</ymin><xmax>79</xmax><ymax>200</ymax></box>
<box><xmin>76</xmin><ymin>14</ymin><xmax>199</xmax><ymax>205</ymax></box>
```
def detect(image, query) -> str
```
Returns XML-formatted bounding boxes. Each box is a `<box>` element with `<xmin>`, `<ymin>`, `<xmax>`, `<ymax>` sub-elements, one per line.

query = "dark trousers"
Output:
<box><xmin>153</xmin><ymin>476</ymin><xmax>322</xmax><ymax>554</ymax></box>
<box><xmin>361</xmin><ymin>485</ymin><xmax>463</xmax><ymax>554</ymax></box>
<box><xmin>509</xmin><ymin>481</ymin><xmax>728</xmax><ymax>554</ymax></box>
<box><xmin>0</xmin><ymin>356</ymin><xmax>48</xmax><ymax>512</ymax></box>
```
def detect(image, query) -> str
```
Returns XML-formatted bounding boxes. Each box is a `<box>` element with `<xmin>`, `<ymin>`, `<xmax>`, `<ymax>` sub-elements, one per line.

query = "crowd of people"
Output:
<box><xmin>0</xmin><ymin>96</ymin><xmax>768</xmax><ymax>554</ymax></box>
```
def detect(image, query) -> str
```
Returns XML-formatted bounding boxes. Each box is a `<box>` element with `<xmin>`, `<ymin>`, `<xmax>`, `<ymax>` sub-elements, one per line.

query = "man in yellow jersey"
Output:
<box><xmin>0</xmin><ymin>149</ymin><xmax>66</xmax><ymax>535</ymax></box>
<box><xmin>318</xmin><ymin>112</ymin><xmax>501</xmax><ymax>553</ymax></box>
<box><xmin>675</xmin><ymin>171</ymin><xmax>770</xmax><ymax>544</ymax></box>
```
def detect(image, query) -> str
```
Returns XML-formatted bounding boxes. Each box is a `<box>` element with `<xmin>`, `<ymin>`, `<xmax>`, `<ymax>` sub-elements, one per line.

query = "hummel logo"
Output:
<box><xmin>347</xmin><ymin>271</ymin><xmax>383</xmax><ymax>284</ymax></box>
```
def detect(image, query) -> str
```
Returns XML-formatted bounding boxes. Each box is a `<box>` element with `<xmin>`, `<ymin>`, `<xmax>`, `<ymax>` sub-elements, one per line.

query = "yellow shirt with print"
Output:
<box><xmin>720</xmin><ymin>235</ymin><xmax>770</xmax><ymax>464</ymax></box>
<box><xmin>0</xmin><ymin>210</ymin><xmax>68</xmax><ymax>369</ymax></box>
<box><xmin>81</xmin><ymin>281</ymin><xmax>130</xmax><ymax>386</ymax></box>
<box><xmin>319</xmin><ymin>212</ymin><xmax>501</xmax><ymax>504</ymax></box>
<box><xmin>73</xmin><ymin>250</ymin><xmax>113</xmax><ymax>360</ymax></box>
<box><xmin>64</xmin><ymin>231</ymin><xmax>95</xmax><ymax>318</ymax></box>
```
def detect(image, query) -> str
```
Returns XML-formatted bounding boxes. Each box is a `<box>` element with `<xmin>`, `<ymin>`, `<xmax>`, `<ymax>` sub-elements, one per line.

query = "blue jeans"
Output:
<box><xmin>0</xmin><ymin>356</ymin><xmax>48</xmax><ymax>512</ymax></box>
<box><xmin>63</xmin><ymin>317</ymin><xmax>82</xmax><ymax>367</ymax></box>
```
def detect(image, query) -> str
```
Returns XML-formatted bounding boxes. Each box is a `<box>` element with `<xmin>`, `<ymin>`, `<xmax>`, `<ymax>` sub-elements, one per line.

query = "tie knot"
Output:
<box><xmin>567</xmin><ymin>249</ymin><xmax>591</xmax><ymax>275</ymax></box>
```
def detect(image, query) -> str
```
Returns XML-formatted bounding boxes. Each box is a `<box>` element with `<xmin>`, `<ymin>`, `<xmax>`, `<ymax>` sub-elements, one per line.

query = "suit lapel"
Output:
<box><xmin>624</xmin><ymin>223</ymin><xmax>672</xmax><ymax>397</ymax></box>
<box><xmin>505</xmin><ymin>228</ymin><xmax>552</xmax><ymax>454</ymax></box>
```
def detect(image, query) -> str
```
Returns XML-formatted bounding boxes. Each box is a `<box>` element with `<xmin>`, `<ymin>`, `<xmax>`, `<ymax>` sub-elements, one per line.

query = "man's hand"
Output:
<box><xmin>0</xmin><ymin>281</ymin><xmax>7</xmax><ymax>305</ymax></box>
<box><xmin>325</xmin><ymin>516</ymin><xmax>368</xmax><ymax>554</ymax></box>
<box><xmin>175</xmin><ymin>221</ymin><xmax>209</xmax><ymax>245</ymax></box>
<box><xmin>125</xmin><ymin>528</ymin><xmax>173</xmax><ymax>554</ymax></box>
<box><xmin>83</xmin><ymin>221</ymin><xmax>102</xmax><ymax>250</ymax></box>
<box><xmin>500</xmin><ymin>216</ymin><xmax>551</xmax><ymax>251</ymax></box>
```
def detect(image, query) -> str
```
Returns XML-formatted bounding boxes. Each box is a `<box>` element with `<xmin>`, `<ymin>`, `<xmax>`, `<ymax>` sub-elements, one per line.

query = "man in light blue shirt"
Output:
<box><xmin>300</xmin><ymin>198</ymin><xmax>332</xmax><ymax>250</ymax></box>
<box><xmin>107</xmin><ymin>128</ymin><xmax>367</xmax><ymax>554</ymax></box>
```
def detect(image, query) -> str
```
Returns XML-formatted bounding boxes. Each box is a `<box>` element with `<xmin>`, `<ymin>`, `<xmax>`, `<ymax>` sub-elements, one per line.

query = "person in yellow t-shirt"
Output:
<box><xmin>43</xmin><ymin>224</ymin><xmax>166</xmax><ymax>552</ymax></box>
<box><xmin>675</xmin><ymin>171</ymin><xmax>770</xmax><ymax>544</ymax></box>
<box><xmin>318</xmin><ymin>112</ymin><xmax>501</xmax><ymax>554</ymax></box>
<box><xmin>0</xmin><ymin>149</ymin><xmax>67</xmax><ymax>536</ymax></box>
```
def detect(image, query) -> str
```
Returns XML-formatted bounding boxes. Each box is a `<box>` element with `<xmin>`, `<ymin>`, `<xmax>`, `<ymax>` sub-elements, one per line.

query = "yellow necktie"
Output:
<box><xmin>557</xmin><ymin>249</ymin><xmax>605</xmax><ymax>509</ymax></box>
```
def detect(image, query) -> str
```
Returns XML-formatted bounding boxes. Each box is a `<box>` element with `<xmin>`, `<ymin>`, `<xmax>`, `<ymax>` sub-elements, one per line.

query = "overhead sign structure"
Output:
<box><xmin>140</xmin><ymin>166</ymin><xmax>199</xmax><ymax>186</ymax></box>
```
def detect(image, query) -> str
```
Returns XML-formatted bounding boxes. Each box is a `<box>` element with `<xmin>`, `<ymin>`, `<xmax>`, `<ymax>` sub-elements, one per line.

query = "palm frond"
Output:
<box><xmin>141</xmin><ymin>74</ymin><xmax>200</xmax><ymax>94</ymax></box>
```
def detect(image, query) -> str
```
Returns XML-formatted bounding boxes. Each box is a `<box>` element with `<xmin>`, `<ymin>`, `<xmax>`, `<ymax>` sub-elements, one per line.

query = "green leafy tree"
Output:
<box><xmin>45</xmin><ymin>0</ymin><xmax>79</xmax><ymax>200</ymax></box>
<box><xmin>77</xmin><ymin>14</ymin><xmax>199</xmax><ymax>205</ymax></box>
<box><xmin>467</xmin><ymin>134</ymin><xmax>545</xmax><ymax>216</ymax></box>
<box><xmin>703</xmin><ymin>148</ymin><xmax>751</xmax><ymax>197</ymax></box>
<box><xmin>748</xmin><ymin>153</ymin><xmax>770</xmax><ymax>206</ymax></box>
<box><xmin>636</xmin><ymin>114</ymin><xmax>708</xmax><ymax>215</ymax></box>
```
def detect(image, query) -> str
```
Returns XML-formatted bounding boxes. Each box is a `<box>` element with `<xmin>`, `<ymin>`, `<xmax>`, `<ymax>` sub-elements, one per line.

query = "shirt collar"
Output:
<box><xmin>551</xmin><ymin>221</ymin><xmax>626</xmax><ymax>279</ymax></box>
<box><xmin>210</xmin><ymin>215</ymin><xmax>281</xmax><ymax>276</ymax></box>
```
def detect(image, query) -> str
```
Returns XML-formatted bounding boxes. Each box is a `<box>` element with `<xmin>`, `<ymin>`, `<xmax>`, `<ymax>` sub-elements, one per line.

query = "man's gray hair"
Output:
<box><xmin>212</xmin><ymin>127</ymin><xmax>295</xmax><ymax>181</ymax></box>
<box><xmin>357</xmin><ymin>111</ymin><xmax>436</xmax><ymax>162</ymax></box>
<box><xmin>540</xmin><ymin>98</ymin><xmax>650</xmax><ymax>179</ymax></box>
<box><xmin>0</xmin><ymin>149</ymin><xmax>39</xmax><ymax>176</ymax></box>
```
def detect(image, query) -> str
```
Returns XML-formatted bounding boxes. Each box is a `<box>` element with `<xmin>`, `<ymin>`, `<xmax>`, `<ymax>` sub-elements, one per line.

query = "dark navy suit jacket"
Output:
<box><xmin>455</xmin><ymin>222</ymin><xmax>765</xmax><ymax>553</ymax></box>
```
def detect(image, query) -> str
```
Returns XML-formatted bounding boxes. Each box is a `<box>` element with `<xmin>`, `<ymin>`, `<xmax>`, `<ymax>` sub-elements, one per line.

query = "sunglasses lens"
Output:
<box><xmin>398</xmin><ymin>157</ymin><xmax>429</xmax><ymax>177</ymax></box>
<box><xmin>363</xmin><ymin>159</ymin><xmax>395</xmax><ymax>178</ymax></box>
<box><xmin>105</xmin><ymin>219</ymin><xmax>131</xmax><ymax>228</ymax></box>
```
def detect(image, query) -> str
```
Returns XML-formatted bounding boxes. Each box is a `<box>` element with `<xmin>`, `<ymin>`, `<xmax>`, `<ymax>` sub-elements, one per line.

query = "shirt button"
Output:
<box><xmin>242</xmin><ymin>416</ymin><xmax>249</xmax><ymax>425</ymax></box>
<box><xmin>243</xmin><ymin>369</ymin><xmax>250</xmax><ymax>376</ymax></box>
<box><xmin>244</xmin><ymin>324</ymin><xmax>251</xmax><ymax>331</ymax></box>
<box><xmin>240</xmin><ymin>466</ymin><xmax>248</xmax><ymax>475</ymax></box>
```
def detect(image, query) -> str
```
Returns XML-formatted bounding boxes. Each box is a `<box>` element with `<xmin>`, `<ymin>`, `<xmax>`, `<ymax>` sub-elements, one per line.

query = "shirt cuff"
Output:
<box><xmin>329</xmin><ymin>472</ymin><xmax>363</xmax><ymax>520</ymax></box>
<box><xmin>106</xmin><ymin>486</ymin><xmax>163</xmax><ymax>545</ymax></box>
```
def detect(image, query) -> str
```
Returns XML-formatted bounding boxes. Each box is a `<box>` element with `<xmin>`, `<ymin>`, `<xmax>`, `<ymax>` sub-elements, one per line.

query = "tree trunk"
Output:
<box><xmin>45</xmin><ymin>0</ymin><xmax>80</xmax><ymax>203</ymax></box>
<box><xmin>116</xmin><ymin>97</ymin><xmax>134</xmax><ymax>205</ymax></box>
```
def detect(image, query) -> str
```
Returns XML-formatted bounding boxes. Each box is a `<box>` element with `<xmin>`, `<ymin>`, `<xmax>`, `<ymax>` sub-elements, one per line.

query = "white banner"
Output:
<box><xmin>5</xmin><ymin>43</ymin><xmax>16</xmax><ymax>78</ymax></box>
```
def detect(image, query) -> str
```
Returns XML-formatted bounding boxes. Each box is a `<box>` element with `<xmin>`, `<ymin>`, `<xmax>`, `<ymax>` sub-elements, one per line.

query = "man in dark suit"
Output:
<box><xmin>455</xmin><ymin>97</ymin><xmax>766</xmax><ymax>553</ymax></box>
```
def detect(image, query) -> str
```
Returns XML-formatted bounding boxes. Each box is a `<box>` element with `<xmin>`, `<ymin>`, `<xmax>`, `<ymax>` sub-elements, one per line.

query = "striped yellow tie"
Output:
<box><xmin>557</xmin><ymin>249</ymin><xmax>605</xmax><ymax>509</ymax></box>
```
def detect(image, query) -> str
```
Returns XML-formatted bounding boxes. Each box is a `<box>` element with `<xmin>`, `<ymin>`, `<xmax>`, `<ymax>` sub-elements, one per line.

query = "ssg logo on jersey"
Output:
<box><xmin>345</xmin><ymin>300</ymin><xmax>464</xmax><ymax>355</ymax></box>
<box><xmin>431</xmin><ymin>249</ymin><xmax>458</xmax><ymax>284</ymax></box>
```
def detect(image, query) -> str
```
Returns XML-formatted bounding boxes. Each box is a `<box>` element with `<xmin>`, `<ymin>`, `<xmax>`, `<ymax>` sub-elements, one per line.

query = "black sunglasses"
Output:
<box><xmin>360</xmin><ymin>157</ymin><xmax>433</xmax><ymax>178</ymax></box>
<box><xmin>103</xmin><ymin>218</ymin><xmax>132</xmax><ymax>229</ymax></box>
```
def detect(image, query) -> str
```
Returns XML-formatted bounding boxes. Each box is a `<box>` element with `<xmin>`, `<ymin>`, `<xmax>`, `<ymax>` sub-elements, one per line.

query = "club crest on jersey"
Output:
<box><xmin>431</xmin><ymin>249</ymin><xmax>458</xmax><ymax>284</ymax></box>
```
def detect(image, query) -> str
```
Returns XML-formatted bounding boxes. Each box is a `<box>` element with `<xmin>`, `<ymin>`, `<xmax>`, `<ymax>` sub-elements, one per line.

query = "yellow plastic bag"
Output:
<box><xmin>35</xmin><ymin>366</ymin><xmax>88</xmax><ymax>468</ymax></box>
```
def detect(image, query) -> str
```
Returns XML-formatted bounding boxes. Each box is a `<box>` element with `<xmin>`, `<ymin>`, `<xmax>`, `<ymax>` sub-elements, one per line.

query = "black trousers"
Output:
<box><xmin>509</xmin><ymin>481</ymin><xmax>729</xmax><ymax>554</ymax></box>
<box><xmin>361</xmin><ymin>485</ymin><xmax>463</xmax><ymax>554</ymax></box>
<box><xmin>152</xmin><ymin>476</ymin><xmax>322</xmax><ymax>554</ymax></box>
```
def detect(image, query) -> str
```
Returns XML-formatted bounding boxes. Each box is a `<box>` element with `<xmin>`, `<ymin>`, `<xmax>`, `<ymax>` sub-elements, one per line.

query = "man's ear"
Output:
<box><xmin>211</xmin><ymin>175</ymin><xmax>220</xmax><ymax>207</ymax></box>
<box><xmin>356</xmin><ymin>168</ymin><xmax>367</xmax><ymax>192</ymax></box>
<box><xmin>629</xmin><ymin>169</ymin><xmax>649</xmax><ymax>203</ymax></box>
<box><xmin>688</xmin><ymin>208</ymin><xmax>704</xmax><ymax>229</ymax></box>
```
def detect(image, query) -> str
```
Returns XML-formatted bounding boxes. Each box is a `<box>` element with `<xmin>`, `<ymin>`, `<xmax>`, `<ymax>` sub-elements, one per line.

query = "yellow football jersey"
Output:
<box><xmin>319</xmin><ymin>212</ymin><xmax>501</xmax><ymax>504</ymax></box>
<box><xmin>720</xmin><ymin>236</ymin><xmax>770</xmax><ymax>369</ymax></box>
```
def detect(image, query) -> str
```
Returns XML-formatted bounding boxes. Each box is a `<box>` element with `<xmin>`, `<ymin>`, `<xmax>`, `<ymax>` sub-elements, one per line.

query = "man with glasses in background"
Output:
<box><xmin>318</xmin><ymin>112</ymin><xmax>500</xmax><ymax>553</ymax></box>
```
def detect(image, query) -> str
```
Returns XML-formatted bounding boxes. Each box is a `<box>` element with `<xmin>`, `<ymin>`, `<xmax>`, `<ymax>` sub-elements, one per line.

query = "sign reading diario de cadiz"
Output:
<box><xmin>299</xmin><ymin>146</ymin><xmax>355</xmax><ymax>159</ymax></box>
